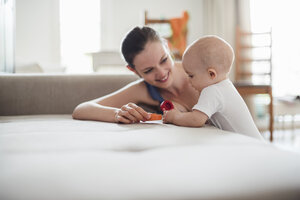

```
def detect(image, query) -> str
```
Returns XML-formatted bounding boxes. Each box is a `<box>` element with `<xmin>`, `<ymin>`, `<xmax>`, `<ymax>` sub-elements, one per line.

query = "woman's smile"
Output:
<box><xmin>156</xmin><ymin>71</ymin><xmax>169</xmax><ymax>83</ymax></box>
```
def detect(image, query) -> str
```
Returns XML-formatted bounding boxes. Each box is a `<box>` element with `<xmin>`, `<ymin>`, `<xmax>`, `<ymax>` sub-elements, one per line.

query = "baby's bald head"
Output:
<box><xmin>183</xmin><ymin>35</ymin><xmax>234</xmax><ymax>75</ymax></box>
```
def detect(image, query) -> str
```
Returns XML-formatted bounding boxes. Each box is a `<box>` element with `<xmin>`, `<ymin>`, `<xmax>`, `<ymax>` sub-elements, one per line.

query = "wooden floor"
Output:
<box><xmin>262</xmin><ymin>128</ymin><xmax>300</xmax><ymax>153</ymax></box>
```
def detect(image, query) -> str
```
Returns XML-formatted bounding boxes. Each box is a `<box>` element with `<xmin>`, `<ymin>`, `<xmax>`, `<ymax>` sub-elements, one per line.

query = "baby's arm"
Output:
<box><xmin>163</xmin><ymin>109</ymin><xmax>208</xmax><ymax>127</ymax></box>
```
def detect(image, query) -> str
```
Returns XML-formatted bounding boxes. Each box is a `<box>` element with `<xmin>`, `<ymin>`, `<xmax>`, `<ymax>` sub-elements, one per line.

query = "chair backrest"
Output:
<box><xmin>235</xmin><ymin>26</ymin><xmax>272</xmax><ymax>85</ymax></box>
<box><xmin>144</xmin><ymin>11</ymin><xmax>188</xmax><ymax>60</ymax></box>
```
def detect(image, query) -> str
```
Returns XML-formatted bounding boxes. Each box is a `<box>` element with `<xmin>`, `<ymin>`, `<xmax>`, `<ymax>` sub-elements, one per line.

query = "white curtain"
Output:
<box><xmin>236</xmin><ymin>0</ymin><xmax>251</xmax><ymax>31</ymax></box>
<box><xmin>202</xmin><ymin>0</ymin><xmax>237</xmax><ymax>46</ymax></box>
<box><xmin>202</xmin><ymin>0</ymin><xmax>242</xmax><ymax>80</ymax></box>
<box><xmin>202</xmin><ymin>0</ymin><xmax>257</xmax><ymax>118</ymax></box>
<box><xmin>202</xmin><ymin>0</ymin><xmax>252</xmax><ymax>77</ymax></box>
<box><xmin>235</xmin><ymin>0</ymin><xmax>256</xmax><ymax>117</ymax></box>
<box><xmin>0</xmin><ymin>0</ymin><xmax>15</xmax><ymax>73</ymax></box>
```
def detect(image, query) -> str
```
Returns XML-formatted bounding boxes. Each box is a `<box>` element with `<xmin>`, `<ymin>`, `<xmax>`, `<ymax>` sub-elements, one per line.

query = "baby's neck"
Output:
<box><xmin>213</xmin><ymin>73</ymin><xmax>228</xmax><ymax>84</ymax></box>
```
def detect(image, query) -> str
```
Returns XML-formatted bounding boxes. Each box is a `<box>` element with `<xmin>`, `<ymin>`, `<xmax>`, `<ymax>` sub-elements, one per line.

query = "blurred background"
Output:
<box><xmin>1</xmin><ymin>0</ymin><xmax>300</xmax><ymax>141</ymax></box>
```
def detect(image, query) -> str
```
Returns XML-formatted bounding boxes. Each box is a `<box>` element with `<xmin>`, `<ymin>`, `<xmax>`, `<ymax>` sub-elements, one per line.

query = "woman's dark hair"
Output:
<box><xmin>121</xmin><ymin>26</ymin><xmax>163</xmax><ymax>68</ymax></box>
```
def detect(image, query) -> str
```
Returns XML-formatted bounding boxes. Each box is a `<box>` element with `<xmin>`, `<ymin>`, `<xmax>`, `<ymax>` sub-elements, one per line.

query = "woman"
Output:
<box><xmin>72</xmin><ymin>26</ymin><xmax>199</xmax><ymax>123</ymax></box>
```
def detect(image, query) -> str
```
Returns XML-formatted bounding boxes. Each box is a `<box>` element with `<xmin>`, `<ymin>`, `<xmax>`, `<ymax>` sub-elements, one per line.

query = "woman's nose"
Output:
<box><xmin>156</xmin><ymin>67</ymin><xmax>165</xmax><ymax>77</ymax></box>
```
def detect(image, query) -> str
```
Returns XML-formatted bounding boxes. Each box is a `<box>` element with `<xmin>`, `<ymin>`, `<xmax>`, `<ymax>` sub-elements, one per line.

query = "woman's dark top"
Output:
<box><xmin>144</xmin><ymin>81</ymin><xmax>164</xmax><ymax>104</ymax></box>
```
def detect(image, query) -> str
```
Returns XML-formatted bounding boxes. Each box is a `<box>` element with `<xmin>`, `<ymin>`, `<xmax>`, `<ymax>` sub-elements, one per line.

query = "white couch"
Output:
<box><xmin>1</xmin><ymin>74</ymin><xmax>300</xmax><ymax>200</ymax></box>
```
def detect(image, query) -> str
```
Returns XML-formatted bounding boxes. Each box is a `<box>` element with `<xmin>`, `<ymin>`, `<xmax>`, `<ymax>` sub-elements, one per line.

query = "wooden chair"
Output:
<box><xmin>234</xmin><ymin>26</ymin><xmax>274</xmax><ymax>141</ymax></box>
<box><xmin>144</xmin><ymin>11</ymin><xmax>188</xmax><ymax>60</ymax></box>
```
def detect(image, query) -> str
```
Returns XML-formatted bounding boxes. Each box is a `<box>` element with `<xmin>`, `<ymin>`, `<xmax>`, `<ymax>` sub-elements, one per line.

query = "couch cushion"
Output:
<box><xmin>1</xmin><ymin>115</ymin><xmax>300</xmax><ymax>200</ymax></box>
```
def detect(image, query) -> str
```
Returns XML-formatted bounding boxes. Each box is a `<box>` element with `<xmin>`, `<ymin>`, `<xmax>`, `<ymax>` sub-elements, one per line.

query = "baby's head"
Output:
<box><xmin>182</xmin><ymin>35</ymin><xmax>234</xmax><ymax>91</ymax></box>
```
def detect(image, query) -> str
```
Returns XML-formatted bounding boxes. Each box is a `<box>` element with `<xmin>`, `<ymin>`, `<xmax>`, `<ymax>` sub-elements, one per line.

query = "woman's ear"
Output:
<box><xmin>207</xmin><ymin>68</ymin><xmax>217</xmax><ymax>79</ymax></box>
<box><xmin>126</xmin><ymin>65</ymin><xmax>140</xmax><ymax>76</ymax></box>
<box><xmin>127</xmin><ymin>65</ymin><xmax>136</xmax><ymax>73</ymax></box>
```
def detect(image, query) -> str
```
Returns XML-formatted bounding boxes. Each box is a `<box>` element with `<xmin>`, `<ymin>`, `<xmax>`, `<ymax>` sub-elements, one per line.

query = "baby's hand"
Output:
<box><xmin>163</xmin><ymin>109</ymin><xmax>180</xmax><ymax>124</ymax></box>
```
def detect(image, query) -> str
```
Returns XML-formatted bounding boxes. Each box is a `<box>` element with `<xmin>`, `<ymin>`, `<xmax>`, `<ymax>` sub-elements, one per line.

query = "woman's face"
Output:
<box><xmin>132</xmin><ymin>41</ymin><xmax>174</xmax><ymax>88</ymax></box>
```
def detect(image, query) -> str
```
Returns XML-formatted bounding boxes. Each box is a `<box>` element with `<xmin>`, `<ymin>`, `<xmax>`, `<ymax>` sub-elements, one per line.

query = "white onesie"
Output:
<box><xmin>193</xmin><ymin>79</ymin><xmax>263</xmax><ymax>140</ymax></box>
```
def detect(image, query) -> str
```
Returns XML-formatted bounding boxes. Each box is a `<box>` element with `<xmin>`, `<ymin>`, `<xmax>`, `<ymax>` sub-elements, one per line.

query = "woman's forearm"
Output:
<box><xmin>72</xmin><ymin>101</ymin><xmax>118</xmax><ymax>123</ymax></box>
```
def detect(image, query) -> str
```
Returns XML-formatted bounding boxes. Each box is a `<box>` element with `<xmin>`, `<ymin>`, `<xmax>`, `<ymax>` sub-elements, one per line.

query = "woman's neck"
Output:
<box><xmin>164</xmin><ymin>63</ymin><xmax>189</xmax><ymax>97</ymax></box>
<box><xmin>159</xmin><ymin>62</ymin><xmax>199</xmax><ymax>112</ymax></box>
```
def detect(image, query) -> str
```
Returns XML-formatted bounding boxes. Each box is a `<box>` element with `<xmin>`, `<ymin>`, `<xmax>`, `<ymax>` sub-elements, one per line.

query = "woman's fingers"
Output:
<box><xmin>115</xmin><ymin>114</ymin><xmax>132</xmax><ymax>124</ymax></box>
<box><xmin>128</xmin><ymin>103</ymin><xmax>150</xmax><ymax>121</ymax></box>
<box><xmin>116</xmin><ymin>103</ymin><xmax>150</xmax><ymax>123</ymax></box>
<box><xmin>115</xmin><ymin>109</ymin><xmax>133</xmax><ymax>123</ymax></box>
<box><xmin>121</xmin><ymin>105</ymin><xmax>141</xmax><ymax>122</ymax></box>
<box><xmin>121</xmin><ymin>109</ymin><xmax>138</xmax><ymax>122</ymax></box>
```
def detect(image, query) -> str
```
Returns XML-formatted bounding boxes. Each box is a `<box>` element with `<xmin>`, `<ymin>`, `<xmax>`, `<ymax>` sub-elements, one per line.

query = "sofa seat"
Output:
<box><xmin>1</xmin><ymin>115</ymin><xmax>300</xmax><ymax>200</ymax></box>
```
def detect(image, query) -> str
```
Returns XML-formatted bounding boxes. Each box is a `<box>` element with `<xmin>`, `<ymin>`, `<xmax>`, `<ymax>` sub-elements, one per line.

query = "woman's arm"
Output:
<box><xmin>72</xmin><ymin>80</ymin><xmax>156</xmax><ymax>123</ymax></box>
<box><xmin>163</xmin><ymin>109</ymin><xmax>208</xmax><ymax>127</ymax></box>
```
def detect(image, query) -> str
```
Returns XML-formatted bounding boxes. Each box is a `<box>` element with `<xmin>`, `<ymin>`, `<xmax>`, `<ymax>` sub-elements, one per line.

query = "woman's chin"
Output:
<box><xmin>159</xmin><ymin>78</ymin><xmax>173</xmax><ymax>89</ymax></box>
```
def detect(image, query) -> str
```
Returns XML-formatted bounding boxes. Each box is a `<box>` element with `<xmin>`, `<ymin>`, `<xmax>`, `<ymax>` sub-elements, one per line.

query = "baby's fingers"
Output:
<box><xmin>162</xmin><ymin>111</ymin><xmax>169</xmax><ymax>123</ymax></box>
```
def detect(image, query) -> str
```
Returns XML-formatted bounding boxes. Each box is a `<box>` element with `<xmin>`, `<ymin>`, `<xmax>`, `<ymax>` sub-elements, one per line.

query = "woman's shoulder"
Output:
<box><xmin>113</xmin><ymin>78</ymin><xmax>148</xmax><ymax>97</ymax></box>
<box><xmin>128</xmin><ymin>78</ymin><xmax>147</xmax><ymax>90</ymax></box>
<box><xmin>121</xmin><ymin>78</ymin><xmax>145</xmax><ymax>88</ymax></box>
<box><xmin>94</xmin><ymin>78</ymin><xmax>151</xmax><ymax>105</ymax></box>
<box><xmin>125</xmin><ymin>79</ymin><xmax>159</xmax><ymax>105</ymax></box>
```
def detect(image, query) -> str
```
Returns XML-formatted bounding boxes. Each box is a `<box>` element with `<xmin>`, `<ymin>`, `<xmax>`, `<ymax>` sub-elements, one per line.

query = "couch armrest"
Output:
<box><xmin>0</xmin><ymin>74</ymin><xmax>138</xmax><ymax>115</ymax></box>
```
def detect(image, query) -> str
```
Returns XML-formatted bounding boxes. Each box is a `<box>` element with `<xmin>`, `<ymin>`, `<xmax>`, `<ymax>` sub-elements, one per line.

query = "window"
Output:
<box><xmin>60</xmin><ymin>0</ymin><xmax>100</xmax><ymax>73</ymax></box>
<box><xmin>250</xmin><ymin>0</ymin><xmax>300</xmax><ymax>96</ymax></box>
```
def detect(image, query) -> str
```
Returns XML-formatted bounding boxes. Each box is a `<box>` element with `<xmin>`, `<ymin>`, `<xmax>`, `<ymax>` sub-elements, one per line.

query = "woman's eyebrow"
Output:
<box><xmin>142</xmin><ymin>66</ymin><xmax>154</xmax><ymax>71</ymax></box>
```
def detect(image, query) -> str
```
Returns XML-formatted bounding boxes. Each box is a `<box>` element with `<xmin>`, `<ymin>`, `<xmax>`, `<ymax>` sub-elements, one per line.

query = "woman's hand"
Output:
<box><xmin>114</xmin><ymin>103</ymin><xmax>150</xmax><ymax>123</ymax></box>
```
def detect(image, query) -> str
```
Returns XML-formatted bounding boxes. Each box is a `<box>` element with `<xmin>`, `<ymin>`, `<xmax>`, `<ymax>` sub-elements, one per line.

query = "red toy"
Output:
<box><xmin>160</xmin><ymin>100</ymin><xmax>174</xmax><ymax>111</ymax></box>
<box><xmin>147</xmin><ymin>101</ymin><xmax>174</xmax><ymax>121</ymax></box>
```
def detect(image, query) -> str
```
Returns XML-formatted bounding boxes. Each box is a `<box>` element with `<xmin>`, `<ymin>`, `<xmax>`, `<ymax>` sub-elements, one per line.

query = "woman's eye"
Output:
<box><xmin>161</xmin><ymin>57</ymin><xmax>168</xmax><ymax>64</ymax></box>
<box><xmin>189</xmin><ymin>75</ymin><xmax>194</xmax><ymax>78</ymax></box>
<box><xmin>144</xmin><ymin>68</ymin><xmax>153</xmax><ymax>74</ymax></box>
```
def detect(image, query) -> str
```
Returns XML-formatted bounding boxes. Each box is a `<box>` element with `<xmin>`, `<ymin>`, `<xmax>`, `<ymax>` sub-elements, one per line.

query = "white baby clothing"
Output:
<box><xmin>193</xmin><ymin>79</ymin><xmax>263</xmax><ymax>140</ymax></box>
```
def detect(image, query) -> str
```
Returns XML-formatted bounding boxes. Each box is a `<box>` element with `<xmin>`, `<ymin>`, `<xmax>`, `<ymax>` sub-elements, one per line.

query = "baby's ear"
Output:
<box><xmin>207</xmin><ymin>68</ymin><xmax>217</xmax><ymax>79</ymax></box>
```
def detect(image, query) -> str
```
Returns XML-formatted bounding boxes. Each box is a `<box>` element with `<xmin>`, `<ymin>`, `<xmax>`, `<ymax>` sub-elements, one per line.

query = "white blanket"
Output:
<box><xmin>1</xmin><ymin>115</ymin><xmax>300</xmax><ymax>200</ymax></box>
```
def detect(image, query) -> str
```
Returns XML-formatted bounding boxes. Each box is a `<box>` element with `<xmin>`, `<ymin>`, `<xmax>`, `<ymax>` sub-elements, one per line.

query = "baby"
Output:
<box><xmin>163</xmin><ymin>35</ymin><xmax>263</xmax><ymax>140</ymax></box>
